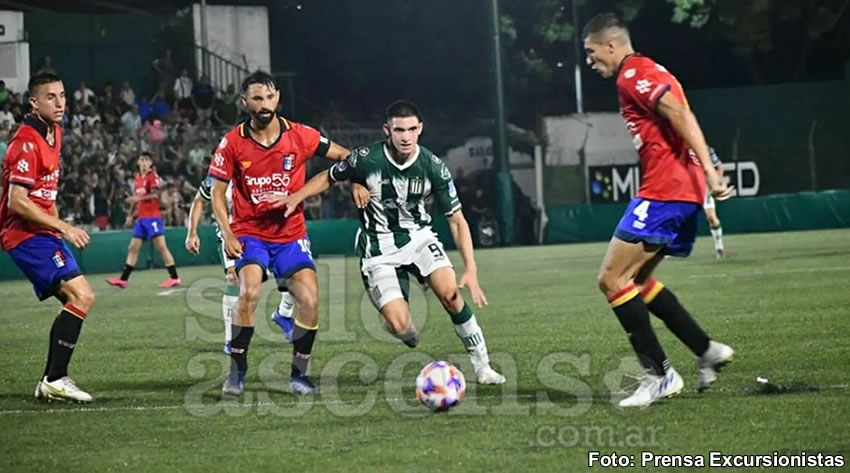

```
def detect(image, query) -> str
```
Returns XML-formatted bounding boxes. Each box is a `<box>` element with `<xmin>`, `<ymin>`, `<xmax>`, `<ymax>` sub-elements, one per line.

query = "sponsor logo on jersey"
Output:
<box><xmin>440</xmin><ymin>164</ymin><xmax>451</xmax><ymax>180</ymax></box>
<box><xmin>336</xmin><ymin>161</ymin><xmax>348</xmax><ymax>173</ymax></box>
<box><xmin>16</xmin><ymin>159</ymin><xmax>29</xmax><ymax>173</ymax></box>
<box><xmin>636</xmin><ymin>79</ymin><xmax>652</xmax><ymax>94</ymax></box>
<box><xmin>241</xmin><ymin>161</ymin><xmax>252</xmax><ymax>169</ymax></box>
<box><xmin>283</xmin><ymin>154</ymin><xmax>294</xmax><ymax>171</ymax></box>
<box><xmin>448</xmin><ymin>181</ymin><xmax>457</xmax><ymax>198</ymax></box>
<box><xmin>245</xmin><ymin>173</ymin><xmax>292</xmax><ymax>204</ymax></box>
<box><xmin>219</xmin><ymin>137</ymin><xmax>228</xmax><ymax>149</ymax></box>
<box><xmin>22</xmin><ymin>142</ymin><xmax>35</xmax><ymax>153</ymax></box>
<box><xmin>52</xmin><ymin>250</ymin><xmax>66</xmax><ymax>268</ymax></box>
<box><xmin>214</xmin><ymin>153</ymin><xmax>225</xmax><ymax>167</ymax></box>
<box><xmin>624</xmin><ymin>68</ymin><xmax>636</xmax><ymax>79</ymax></box>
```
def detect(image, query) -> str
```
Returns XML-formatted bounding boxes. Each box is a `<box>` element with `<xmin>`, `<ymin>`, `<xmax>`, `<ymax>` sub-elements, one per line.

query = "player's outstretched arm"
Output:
<box><xmin>448</xmin><ymin>210</ymin><xmax>488</xmax><ymax>308</ymax></box>
<box><xmin>8</xmin><ymin>184</ymin><xmax>90</xmax><ymax>249</ymax></box>
<box><xmin>324</xmin><ymin>142</ymin><xmax>351</xmax><ymax>160</ymax></box>
<box><xmin>657</xmin><ymin>93</ymin><xmax>734</xmax><ymax>201</ymax></box>
<box><xmin>272</xmin><ymin>170</ymin><xmax>335</xmax><ymax>217</ymax></box>
<box><xmin>211</xmin><ymin>178</ymin><xmax>241</xmax><ymax>258</ymax></box>
<box><xmin>185</xmin><ymin>191</ymin><xmax>206</xmax><ymax>255</ymax></box>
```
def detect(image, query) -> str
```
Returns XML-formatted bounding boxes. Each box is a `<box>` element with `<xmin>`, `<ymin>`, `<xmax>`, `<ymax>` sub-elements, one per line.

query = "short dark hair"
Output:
<box><xmin>385</xmin><ymin>100</ymin><xmax>422</xmax><ymax>123</ymax></box>
<box><xmin>241</xmin><ymin>70</ymin><xmax>277</xmax><ymax>93</ymax></box>
<box><xmin>138</xmin><ymin>152</ymin><xmax>153</xmax><ymax>160</ymax></box>
<box><xmin>28</xmin><ymin>72</ymin><xmax>62</xmax><ymax>95</ymax></box>
<box><xmin>582</xmin><ymin>12</ymin><xmax>628</xmax><ymax>41</ymax></box>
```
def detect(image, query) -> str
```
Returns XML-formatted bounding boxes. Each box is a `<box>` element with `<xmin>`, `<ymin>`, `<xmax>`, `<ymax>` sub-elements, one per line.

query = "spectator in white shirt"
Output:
<box><xmin>74</xmin><ymin>82</ymin><xmax>96</xmax><ymax>108</ymax></box>
<box><xmin>173</xmin><ymin>69</ymin><xmax>193</xmax><ymax>102</ymax></box>
<box><xmin>0</xmin><ymin>102</ymin><xmax>14</xmax><ymax>126</ymax></box>
<box><xmin>121</xmin><ymin>103</ymin><xmax>142</xmax><ymax>136</ymax></box>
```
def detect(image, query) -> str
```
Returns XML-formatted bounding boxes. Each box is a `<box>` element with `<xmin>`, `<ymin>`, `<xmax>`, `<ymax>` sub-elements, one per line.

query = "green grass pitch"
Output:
<box><xmin>1</xmin><ymin>229</ymin><xmax>848</xmax><ymax>472</ymax></box>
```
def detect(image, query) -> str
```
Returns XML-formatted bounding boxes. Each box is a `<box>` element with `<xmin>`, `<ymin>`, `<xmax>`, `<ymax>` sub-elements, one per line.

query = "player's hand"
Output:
<box><xmin>706</xmin><ymin>170</ymin><xmax>735</xmax><ymax>202</ymax></box>
<box><xmin>270</xmin><ymin>194</ymin><xmax>303</xmax><ymax>218</ymax></box>
<box><xmin>225</xmin><ymin>267</ymin><xmax>239</xmax><ymax>287</ymax></box>
<box><xmin>223</xmin><ymin>233</ymin><xmax>243</xmax><ymax>259</ymax></box>
<box><xmin>351</xmin><ymin>183</ymin><xmax>370</xmax><ymax>209</ymax></box>
<box><xmin>458</xmin><ymin>271</ymin><xmax>488</xmax><ymax>308</ymax></box>
<box><xmin>185</xmin><ymin>233</ymin><xmax>200</xmax><ymax>255</ymax></box>
<box><xmin>62</xmin><ymin>225</ymin><xmax>91</xmax><ymax>250</ymax></box>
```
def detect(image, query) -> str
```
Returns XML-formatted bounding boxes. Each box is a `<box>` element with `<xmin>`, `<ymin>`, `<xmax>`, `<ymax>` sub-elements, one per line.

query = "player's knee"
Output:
<box><xmin>69</xmin><ymin>286</ymin><xmax>96</xmax><ymax>312</ymax></box>
<box><xmin>241</xmin><ymin>283</ymin><xmax>262</xmax><ymax>305</ymax></box>
<box><xmin>437</xmin><ymin>289</ymin><xmax>462</xmax><ymax>312</ymax></box>
<box><xmin>597</xmin><ymin>271</ymin><xmax>617</xmax><ymax>295</ymax></box>
<box><xmin>385</xmin><ymin>316</ymin><xmax>407</xmax><ymax>335</ymax></box>
<box><xmin>295</xmin><ymin>291</ymin><xmax>318</xmax><ymax>317</ymax></box>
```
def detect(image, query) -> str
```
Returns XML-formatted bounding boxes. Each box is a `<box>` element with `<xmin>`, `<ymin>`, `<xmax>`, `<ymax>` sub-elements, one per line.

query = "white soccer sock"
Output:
<box><xmin>277</xmin><ymin>291</ymin><xmax>295</xmax><ymax>318</ymax></box>
<box><xmin>453</xmin><ymin>315</ymin><xmax>490</xmax><ymax>372</ymax></box>
<box><xmin>222</xmin><ymin>294</ymin><xmax>238</xmax><ymax>343</ymax></box>
<box><xmin>711</xmin><ymin>226</ymin><xmax>724</xmax><ymax>251</ymax></box>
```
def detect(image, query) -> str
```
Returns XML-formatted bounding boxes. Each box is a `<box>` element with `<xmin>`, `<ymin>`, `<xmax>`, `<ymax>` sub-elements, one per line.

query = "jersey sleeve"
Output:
<box><xmin>5</xmin><ymin>137</ymin><xmax>39</xmax><ymax>189</ymax></box>
<box><xmin>208</xmin><ymin>135</ymin><xmax>235</xmax><ymax>183</ymax></box>
<box><xmin>198</xmin><ymin>176</ymin><xmax>213</xmax><ymax>201</ymax></box>
<box><xmin>619</xmin><ymin>63</ymin><xmax>682</xmax><ymax>111</ymax></box>
<box><xmin>430</xmin><ymin>156</ymin><xmax>462</xmax><ymax>216</ymax></box>
<box><xmin>148</xmin><ymin>172</ymin><xmax>162</xmax><ymax>191</ymax></box>
<box><xmin>290</xmin><ymin>121</ymin><xmax>331</xmax><ymax>158</ymax></box>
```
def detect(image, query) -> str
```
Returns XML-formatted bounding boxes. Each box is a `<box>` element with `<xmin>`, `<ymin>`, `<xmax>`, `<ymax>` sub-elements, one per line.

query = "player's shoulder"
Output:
<box><xmin>348</xmin><ymin>141</ymin><xmax>384</xmax><ymax>165</ymax></box>
<box><xmin>618</xmin><ymin>55</ymin><xmax>672</xmax><ymax>85</ymax></box>
<box><xmin>217</xmin><ymin>122</ymin><xmax>248</xmax><ymax>151</ymax></box>
<box><xmin>419</xmin><ymin>145</ymin><xmax>446</xmax><ymax>169</ymax></box>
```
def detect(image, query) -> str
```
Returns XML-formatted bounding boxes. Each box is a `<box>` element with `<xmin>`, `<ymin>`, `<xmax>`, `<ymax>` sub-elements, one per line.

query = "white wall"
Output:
<box><xmin>443</xmin><ymin>136</ymin><xmax>538</xmax><ymax>204</ymax></box>
<box><xmin>193</xmin><ymin>4</ymin><xmax>271</xmax><ymax>75</ymax></box>
<box><xmin>543</xmin><ymin>113</ymin><xmax>638</xmax><ymax>166</ymax></box>
<box><xmin>0</xmin><ymin>11</ymin><xmax>28</xmax><ymax>93</ymax></box>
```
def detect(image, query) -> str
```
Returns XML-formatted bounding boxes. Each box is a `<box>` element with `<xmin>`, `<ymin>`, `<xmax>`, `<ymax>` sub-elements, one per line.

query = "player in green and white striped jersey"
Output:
<box><xmin>186</xmin><ymin>175</ymin><xmax>296</xmax><ymax>352</ymax></box>
<box><xmin>277</xmin><ymin>100</ymin><xmax>505</xmax><ymax>384</ymax></box>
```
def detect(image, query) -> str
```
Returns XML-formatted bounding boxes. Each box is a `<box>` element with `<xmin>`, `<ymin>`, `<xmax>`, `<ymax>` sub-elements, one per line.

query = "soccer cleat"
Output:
<box><xmin>221</xmin><ymin>371</ymin><xmax>245</xmax><ymax>397</ymax></box>
<box><xmin>618</xmin><ymin>368</ymin><xmax>684</xmax><ymax>408</ymax></box>
<box><xmin>272</xmin><ymin>311</ymin><xmax>294</xmax><ymax>342</ymax></box>
<box><xmin>290</xmin><ymin>375</ymin><xmax>320</xmax><ymax>395</ymax></box>
<box><xmin>697</xmin><ymin>341</ymin><xmax>734</xmax><ymax>392</ymax></box>
<box><xmin>158</xmin><ymin>278</ymin><xmax>181</xmax><ymax>288</ymax></box>
<box><xmin>39</xmin><ymin>376</ymin><xmax>94</xmax><ymax>403</ymax></box>
<box><xmin>715</xmin><ymin>249</ymin><xmax>726</xmax><ymax>260</ymax></box>
<box><xmin>475</xmin><ymin>366</ymin><xmax>506</xmax><ymax>385</ymax></box>
<box><xmin>34</xmin><ymin>379</ymin><xmax>44</xmax><ymax>400</ymax></box>
<box><xmin>105</xmin><ymin>278</ymin><xmax>128</xmax><ymax>289</ymax></box>
<box><xmin>223</xmin><ymin>341</ymin><xmax>232</xmax><ymax>355</ymax></box>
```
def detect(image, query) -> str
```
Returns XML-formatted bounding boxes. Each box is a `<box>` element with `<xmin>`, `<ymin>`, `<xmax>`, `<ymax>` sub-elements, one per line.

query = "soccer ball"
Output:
<box><xmin>415</xmin><ymin>361</ymin><xmax>466</xmax><ymax>411</ymax></box>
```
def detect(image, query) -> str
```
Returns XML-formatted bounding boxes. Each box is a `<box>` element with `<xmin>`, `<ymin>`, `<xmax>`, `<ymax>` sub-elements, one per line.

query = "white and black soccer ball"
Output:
<box><xmin>415</xmin><ymin>361</ymin><xmax>466</xmax><ymax>411</ymax></box>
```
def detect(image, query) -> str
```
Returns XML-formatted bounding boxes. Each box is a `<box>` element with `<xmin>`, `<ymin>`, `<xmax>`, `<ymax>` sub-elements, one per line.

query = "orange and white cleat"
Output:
<box><xmin>106</xmin><ymin>278</ymin><xmax>128</xmax><ymax>289</ymax></box>
<box><xmin>158</xmin><ymin>278</ymin><xmax>181</xmax><ymax>288</ymax></box>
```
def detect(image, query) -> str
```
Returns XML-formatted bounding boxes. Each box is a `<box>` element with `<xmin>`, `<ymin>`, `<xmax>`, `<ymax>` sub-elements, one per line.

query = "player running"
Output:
<box><xmin>208</xmin><ymin>71</ymin><xmax>350</xmax><ymax>396</ymax></box>
<box><xmin>1</xmin><ymin>73</ymin><xmax>96</xmax><ymax>402</ymax></box>
<box><xmin>185</xmin><ymin>174</ymin><xmax>297</xmax><ymax>353</ymax></box>
<box><xmin>276</xmin><ymin>100</ymin><xmax>506</xmax><ymax>385</ymax></box>
<box><xmin>703</xmin><ymin>147</ymin><xmax>726</xmax><ymax>259</ymax></box>
<box><xmin>583</xmin><ymin>13</ymin><xmax>735</xmax><ymax>407</ymax></box>
<box><xmin>106</xmin><ymin>152</ymin><xmax>181</xmax><ymax>289</ymax></box>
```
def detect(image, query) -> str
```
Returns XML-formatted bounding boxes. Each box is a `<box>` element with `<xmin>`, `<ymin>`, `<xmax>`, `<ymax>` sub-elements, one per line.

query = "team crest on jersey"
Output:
<box><xmin>357</xmin><ymin>147</ymin><xmax>369</xmax><ymax>157</ymax></box>
<box><xmin>408</xmin><ymin>177</ymin><xmax>424</xmax><ymax>195</ymax></box>
<box><xmin>52</xmin><ymin>250</ymin><xmax>66</xmax><ymax>269</ymax></box>
<box><xmin>624</xmin><ymin>68</ymin><xmax>636</xmax><ymax>79</ymax></box>
<box><xmin>283</xmin><ymin>155</ymin><xmax>294</xmax><ymax>171</ymax></box>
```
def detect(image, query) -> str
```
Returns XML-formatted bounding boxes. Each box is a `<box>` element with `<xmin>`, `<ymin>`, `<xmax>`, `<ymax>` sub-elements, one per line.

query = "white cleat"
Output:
<box><xmin>697</xmin><ymin>341</ymin><xmax>734</xmax><ymax>392</ymax></box>
<box><xmin>39</xmin><ymin>376</ymin><xmax>94</xmax><ymax>403</ymax></box>
<box><xmin>35</xmin><ymin>379</ymin><xmax>44</xmax><ymax>400</ymax></box>
<box><xmin>475</xmin><ymin>366</ymin><xmax>506</xmax><ymax>385</ymax></box>
<box><xmin>618</xmin><ymin>368</ymin><xmax>684</xmax><ymax>408</ymax></box>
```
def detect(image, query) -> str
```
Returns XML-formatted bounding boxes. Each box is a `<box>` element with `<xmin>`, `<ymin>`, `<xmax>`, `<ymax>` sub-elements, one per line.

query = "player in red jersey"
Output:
<box><xmin>0</xmin><ymin>73</ymin><xmax>96</xmax><ymax>402</ymax></box>
<box><xmin>208</xmin><ymin>71</ymin><xmax>350</xmax><ymax>396</ymax></box>
<box><xmin>106</xmin><ymin>152</ymin><xmax>180</xmax><ymax>289</ymax></box>
<box><xmin>583</xmin><ymin>13</ymin><xmax>735</xmax><ymax>407</ymax></box>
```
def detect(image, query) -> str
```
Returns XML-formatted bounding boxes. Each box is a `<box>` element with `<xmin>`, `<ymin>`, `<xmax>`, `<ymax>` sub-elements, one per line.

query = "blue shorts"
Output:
<box><xmin>613</xmin><ymin>198</ymin><xmax>701</xmax><ymax>257</ymax></box>
<box><xmin>235</xmin><ymin>236</ymin><xmax>315</xmax><ymax>288</ymax></box>
<box><xmin>133</xmin><ymin>217</ymin><xmax>165</xmax><ymax>240</ymax></box>
<box><xmin>7</xmin><ymin>234</ymin><xmax>82</xmax><ymax>301</ymax></box>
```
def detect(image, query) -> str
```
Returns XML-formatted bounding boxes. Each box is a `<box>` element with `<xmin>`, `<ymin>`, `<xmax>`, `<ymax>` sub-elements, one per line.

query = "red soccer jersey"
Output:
<box><xmin>617</xmin><ymin>54</ymin><xmax>706</xmax><ymax>204</ymax></box>
<box><xmin>207</xmin><ymin>117</ymin><xmax>323</xmax><ymax>243</ymax></box>
<box><xmin>134</xmin><ymin>171</ymin><xmax>162</xmax><ymax>219</ymax></box>
<box><xmin>0</xmin><ymin>115</ymin><xmax>63</xmax><ymax>250</ymax></box>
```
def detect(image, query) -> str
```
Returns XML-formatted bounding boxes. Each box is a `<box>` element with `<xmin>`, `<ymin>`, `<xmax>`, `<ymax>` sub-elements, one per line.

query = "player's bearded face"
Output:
<box><xmin>384</xmin><ymin>116</ymin><xmax>422</xmax><ymax>158</ymax></box>
<box><xmin>29</xmin><ymin>81</ymin><xmax>66</xmax><ymax>125</ymax></box>
<box><xmin>243</xmin><ymin>84</ymin><xmax>280</xmax><ymax>128</ymax></box>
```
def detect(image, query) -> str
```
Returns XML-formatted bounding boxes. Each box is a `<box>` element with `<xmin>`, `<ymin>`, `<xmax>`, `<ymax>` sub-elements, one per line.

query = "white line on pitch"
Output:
<box><xmin>689</xmin><ymin>266</ymin><xmax>850</xmax><ymax>279</ymax></box>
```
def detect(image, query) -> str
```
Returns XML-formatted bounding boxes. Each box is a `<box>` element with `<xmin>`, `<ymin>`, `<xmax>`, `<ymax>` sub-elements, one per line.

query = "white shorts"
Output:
<box><xmin>360</xmin><ymin>229</ymin><xmax>452</xmax><ymax>310</ymax></box>
<box><xmin>703</xmin><ymin>191</ymin><xmax>715</xmax><ymax>210</ymax></box>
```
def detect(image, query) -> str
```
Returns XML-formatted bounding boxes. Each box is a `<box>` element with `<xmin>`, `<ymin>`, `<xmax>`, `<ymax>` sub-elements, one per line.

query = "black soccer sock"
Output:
<box><xmin>642</xmin><ymin>280</ymin><xmax>710</xmax><ymax>356</ymax></box>
<box><xmin>46</xmin><ymin>306</ymin><xmax>86</xmax><ymax>382</ymax></box>
<box><xmin>120</xmin><ymin>264</ymin><xmax>134</xmax><ymax>281</ymax></box>
<box><xmin>166</xmin><ymin>265</ymin><xmax>178</xmax><ymax>279</ymax></box>
<box><xmin>229</xmin><ymin>325</ymin><xmax>254</xmax><ymax>373</ymax></box>
<box><xmin>609</xmin><ymin>284</ymin><xmax>669</xmax><ymax>375</ymax></box>
<box><xmin>42</xmin><ymin>320</ymin><xmax>57</xmax><ymax>379</ymax></box>
<box><xmin>291</xmin><ymin>321</ymin><xmax>318</xmax><ymax>378</ymax></box>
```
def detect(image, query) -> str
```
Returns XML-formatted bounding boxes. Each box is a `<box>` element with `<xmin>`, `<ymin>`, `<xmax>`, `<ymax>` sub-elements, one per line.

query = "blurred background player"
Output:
<box><xmin>208</xmin><ymin>71</ymin><xmax>350</xmax><ymax>396</ymax></box>
<box><xmin>0</xmin><ymin>73</ymin><xmax>96</xmax><ymax>402</ymax></box>
<box><xmin>703</xmin><ymin>147</ymin><xmax>726</xmax><ymax>259</ymax></box>
<box><xmin>185</xmin><ymin>174</ymin><xmax>297</xmax><ymax>353</ymax></box>
<box><xmin>106</xmin><ymin>152</ymin><xmax>180</xmax><ymax>289</ymax></box>
<box><xmin>583</xmin><ymin>13</ymin><xmax>735</xmax><ymax>407</ymax></box>
<box><xmin>277</xmin><ymin>100</ymin><xmax>506</xmax><ymax>385</ymax></box>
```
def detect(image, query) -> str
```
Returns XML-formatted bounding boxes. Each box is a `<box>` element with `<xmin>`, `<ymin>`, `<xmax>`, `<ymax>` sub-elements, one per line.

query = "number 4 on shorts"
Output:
<box><xmin>632</xmin><ymin>200</ymin><xmax>650</xmax><ymax>222</ymax></box>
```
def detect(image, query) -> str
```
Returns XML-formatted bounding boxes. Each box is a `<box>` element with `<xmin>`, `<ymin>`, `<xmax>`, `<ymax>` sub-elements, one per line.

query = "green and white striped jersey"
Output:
<box><xmin>198</xmin><ymin>176</ymin><xmax>233</xmax><ymax>241</ymax></box>
<box><xmin>328</xmin><ymin>142</ymin><xmax>461</xmax><ymax>257</ymax></box>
